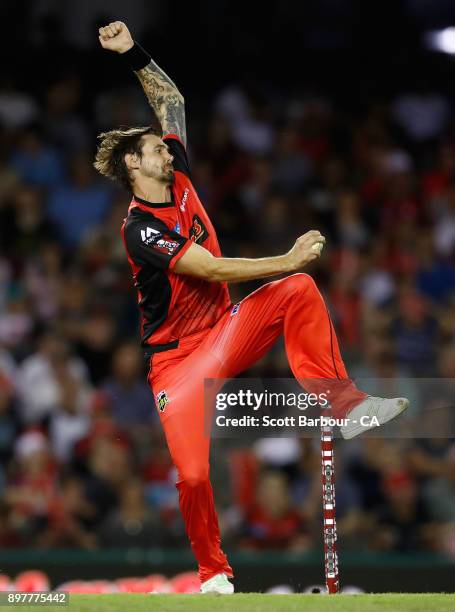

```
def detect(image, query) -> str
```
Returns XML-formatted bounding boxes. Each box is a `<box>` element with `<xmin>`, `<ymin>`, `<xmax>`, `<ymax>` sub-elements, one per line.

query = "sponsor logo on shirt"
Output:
<box><xmin>189</xmin><ymin>214</ymin><xmax>208</xmax><ymax>244</ymax></box>
<box><xmin>154</xmin><ymin>238</ymin><xmax>179</xmax><ymax>254</ymax></box>
<box><xmin>140</xmin><ymin>227</ymin><xmax>179</xmax><ymax>255</ymax></box>
<box><xmin>173</xmin><ymin>222</ymin><xmax>181</xmax><ymax>233</ymax></box>
<box><xmin>180</xmin><ymin>188</ymin><xmax>190</xmax><ymax>212</ymax></box>
<box><xmin>156</xmin><ymin>390</ymin><xmax>169</xmax><ymax>412</ymax></box>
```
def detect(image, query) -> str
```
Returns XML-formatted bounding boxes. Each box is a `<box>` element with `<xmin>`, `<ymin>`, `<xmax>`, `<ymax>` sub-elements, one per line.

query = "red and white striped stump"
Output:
<box><xmin>321</xmin><ymin>414</ymin><xmax>340</xmax><ymax>594</ymax></box>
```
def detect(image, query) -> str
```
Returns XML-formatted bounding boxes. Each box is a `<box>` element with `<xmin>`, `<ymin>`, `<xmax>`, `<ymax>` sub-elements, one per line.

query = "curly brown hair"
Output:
<box><xmin>93</xmin><ymin>125</ymin><xmax>161</xmax><ymax>190</ymax></box>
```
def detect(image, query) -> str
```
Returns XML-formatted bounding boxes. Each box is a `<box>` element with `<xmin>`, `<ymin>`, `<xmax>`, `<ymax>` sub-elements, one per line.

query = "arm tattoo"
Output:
<box><xmin>135</xmin><ymin>59</ymin><xmax>187</xmax><ymax>146</ymax></box>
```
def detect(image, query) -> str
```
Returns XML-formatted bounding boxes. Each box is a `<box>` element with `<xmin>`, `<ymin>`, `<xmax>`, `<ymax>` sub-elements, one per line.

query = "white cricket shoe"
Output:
<box><xmin>200</xmin><ymin>573</ymin><xmax>234</xmax><ymax>595</ymax></box>
<box><xmin>340</xmin><ymin>396</ymin><xmax>409</xmax><ymax>440</ymax></box>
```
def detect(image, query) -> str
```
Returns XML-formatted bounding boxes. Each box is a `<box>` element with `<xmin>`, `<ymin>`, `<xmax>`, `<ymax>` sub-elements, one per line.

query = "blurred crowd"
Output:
<box><xmin>0</xmin><ymin>31</ymin><xmax>455</xmax><ymax>558</ymax></box>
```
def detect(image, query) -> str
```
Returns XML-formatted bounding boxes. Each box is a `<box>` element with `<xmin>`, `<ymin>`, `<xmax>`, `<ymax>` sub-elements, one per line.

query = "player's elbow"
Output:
<box><xmin>174</xmin><ymin>248</ymin><xmax>223</xmax><ymax>282</ymax></box>
<box><xmin>191</xmin><ymin>255</ymin><xmax>226</xmax><ymax>282</ymax></box>
<box><xmin>198</xmin><ymin>256</ymin><xmax>224</xmax><ymax>282</ymax></box>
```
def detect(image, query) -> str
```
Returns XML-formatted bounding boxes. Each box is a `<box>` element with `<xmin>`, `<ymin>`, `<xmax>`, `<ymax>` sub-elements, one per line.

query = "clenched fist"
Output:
<box><xmin>98</xmin><ymin>21</ymin><xmax>134</xmax><ymax>54</ymax></box>
<box><xmin>285</xmin><ymin>230</ymin><xmax>326</xmax><ymax>270</ymax></box>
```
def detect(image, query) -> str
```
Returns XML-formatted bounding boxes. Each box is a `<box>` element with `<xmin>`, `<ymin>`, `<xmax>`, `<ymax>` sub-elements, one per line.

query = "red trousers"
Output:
<box><xmin>147</xmin><ymin>273</ymin><xmax>366</xmax><ymax>583</ymax></box>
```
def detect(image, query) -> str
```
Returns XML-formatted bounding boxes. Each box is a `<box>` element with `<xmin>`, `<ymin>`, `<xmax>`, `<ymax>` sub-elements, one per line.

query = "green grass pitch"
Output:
<box><xmin>12</xmin><ymin>593</ymin><xmax>455</xmax><ymax>612</ymax></box>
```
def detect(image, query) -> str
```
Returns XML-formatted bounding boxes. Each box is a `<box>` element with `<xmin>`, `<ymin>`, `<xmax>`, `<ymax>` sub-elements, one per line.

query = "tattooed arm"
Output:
<box><xmin>134</xmin><ymin>59</ymin><xmax>186</xmax><ymax>146</ymax></box>
<box><xmin>99</xmin><ymin>21</ymin><xmax>187</xmax><ymax>146</ymax></box>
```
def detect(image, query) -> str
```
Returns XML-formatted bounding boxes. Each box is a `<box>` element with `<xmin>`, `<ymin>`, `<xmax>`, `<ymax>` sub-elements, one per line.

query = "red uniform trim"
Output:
<box><xmin>163</xmin><ymin>133</ymin><xmax>186</xmax><ymax>148</ymax></box>
<box><xmin>168</xmin><ymin>238</ymin><xmax>192</xmax><ymax>270</ymax></box>
<box><xmin>120</xmin><ymin>221</ymin><xmax>145</xmax><ymax>337</ymax></box>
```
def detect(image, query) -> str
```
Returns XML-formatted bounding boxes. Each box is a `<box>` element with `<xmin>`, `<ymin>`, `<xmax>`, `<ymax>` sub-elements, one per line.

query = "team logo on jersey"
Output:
<box><xmin>189</xmin><ymin>214</ymin><xmax>208</xmax><ymax>244</ymax></box>
<box><xmin>173</xmin><ymin>221</ymin><xmax>181</xmax><ymax>233</ymax></box>
<box><xmin>180</xmin><ymin>188</ymin><xmax>190</xmax><ymax>212</ymax></box>
<box><xmin>156</xmin><ymin>390</ymin><xmax>169</xmax><ymax>412</ymax></box>
<box><xmin>140</xmin><ymin>227</ymin><xmax>179</xmax><ymax>255</ymax></box>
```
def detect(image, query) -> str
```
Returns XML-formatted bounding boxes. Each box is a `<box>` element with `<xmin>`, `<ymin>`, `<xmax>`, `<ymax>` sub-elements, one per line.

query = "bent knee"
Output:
<box><xmin>179</xmin><ymin>465</ymin><xmax>210</xmax><ymax>488</ymax></box>
<box><xmin>281</xmin><ymin>273</ymin><xmax>318</xmax><ymax>295</ymax></box>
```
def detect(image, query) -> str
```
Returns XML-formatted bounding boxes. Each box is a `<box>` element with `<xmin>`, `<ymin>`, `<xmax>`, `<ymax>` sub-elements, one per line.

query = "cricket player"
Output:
<box><xmin>95</xmin><ymin>21</ymin><xmax>408</xmax><ymax>594</ymax></box>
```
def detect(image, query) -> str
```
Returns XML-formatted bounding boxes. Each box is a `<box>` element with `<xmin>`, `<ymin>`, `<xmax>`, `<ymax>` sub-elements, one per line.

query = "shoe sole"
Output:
<box><xmin>200</xmin><ymin>590</ymin><xmax>234</xmax><ymax>595</ymax></box>
<box><xmin>340</xmin><ymin>398</ymin><xmax>409</xmax><ymax>440</ymax></box>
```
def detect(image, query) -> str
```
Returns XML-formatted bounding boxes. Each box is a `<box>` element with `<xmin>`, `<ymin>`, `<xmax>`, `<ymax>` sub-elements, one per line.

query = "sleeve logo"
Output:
<box><xmin>141</xmin><ymin>226</ymin><xmax>179</xmax><ymax>255</ymax></box>
<box><xmin>189</xmin><ymin>214</ymin><xmax>208</xmax><ymax>244</ymax></box>
<box><xmin>141</xmin><ymin>227</ymin><xmax>160</xmax><ymax>243</ymax></box>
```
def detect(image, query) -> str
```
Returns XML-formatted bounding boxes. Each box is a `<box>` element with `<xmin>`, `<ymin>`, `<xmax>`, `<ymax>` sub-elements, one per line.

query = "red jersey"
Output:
<box><xmin>121</xmin><ymin>135</ymin><xmax>232</xmax><ymax>356</ymax></box>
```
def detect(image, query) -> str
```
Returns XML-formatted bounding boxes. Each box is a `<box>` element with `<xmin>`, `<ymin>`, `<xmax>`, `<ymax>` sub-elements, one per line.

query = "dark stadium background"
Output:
<box><xmin>0</xmin><ymin>0</ymin><xmax>454</xmax><ymax>593</ymax></box>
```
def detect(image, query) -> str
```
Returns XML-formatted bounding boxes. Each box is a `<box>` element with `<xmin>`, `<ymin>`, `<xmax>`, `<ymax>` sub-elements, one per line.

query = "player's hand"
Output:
<box><xmin>286</xmin><ymin>230</ymin><xmax>326</xmax><ymax>270</ymax></box>
<box><xmin>98</xmin><ymin>21</ymin><xmax>134</xmax><ymax>54</ymax></box>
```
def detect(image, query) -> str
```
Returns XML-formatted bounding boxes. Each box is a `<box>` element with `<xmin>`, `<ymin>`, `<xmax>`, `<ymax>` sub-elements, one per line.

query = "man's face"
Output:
<box><xmin>136</xmin><ymin>134</ymin><xmax>174</xmax><ymax>184</ymax></box>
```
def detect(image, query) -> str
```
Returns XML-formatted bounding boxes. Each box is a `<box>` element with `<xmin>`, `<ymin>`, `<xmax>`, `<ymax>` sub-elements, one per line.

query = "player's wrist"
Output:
<box><xmin>121</xmin><ymin>41</ymin><xmax>151</xmax><ymax>70</ymax></box>
<box><xmin>280</xmin><ymin>253</ymin><xmax>298</xmax><ymax>273</ymax></box>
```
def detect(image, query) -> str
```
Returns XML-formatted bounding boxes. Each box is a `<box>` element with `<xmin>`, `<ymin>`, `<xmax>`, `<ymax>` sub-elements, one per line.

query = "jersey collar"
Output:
<box><xmin>133</xmin><ymin>194</ymin><xmax>175</xmax><ymax>209</ymax></box>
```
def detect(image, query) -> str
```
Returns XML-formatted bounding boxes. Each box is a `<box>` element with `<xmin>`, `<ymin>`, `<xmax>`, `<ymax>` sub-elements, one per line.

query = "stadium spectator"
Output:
<box><xmin>10</xmin><ymin>125</ymin><xmax>64</xmax><ymax>189</ymax></box>
<box><xmin>4</xmin><ymin>431</ymin><xmax>58</xmax><ymax>543</ymax></box>
<box><xmin>47</xmin><ymin>151</ymin><xmax>112</xmax><ymax>247</ymax></box>
<box><xmin>373</xmin><ymin>471</ymin><xmax>433</xmax><ymax>553</ymax></box>
<box><xmin>0</xmin><ymin>372</ymin><xmax>20</xmax><ymax>466</ymax></box>
<box><xmin>239</xmin><ymin>470</ymin><xmax>311</xmax><ymax>551</ymax></box>
<box><xmin>423</xmin><ymin>444</ymin><xmax>455</xmax><ymax>523</ymax></box>
<box><xmin>102</xmin><ymin>343</ymin><xmax>154</xmax><ymax>427</ymax></box>
<box><xmin>100</xmin><ymin>478</ymin><xmax>164</xmax><ymax>548</ymax></box>
<box><xmin>38</xmin><ymin>474</ymin><xmax>97</xmax><ymax>549</ymax></box>
<box><xmin>17</xmin><ymin>333</ymin><xmax>91</xmax><ymax>425</ymax></box>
